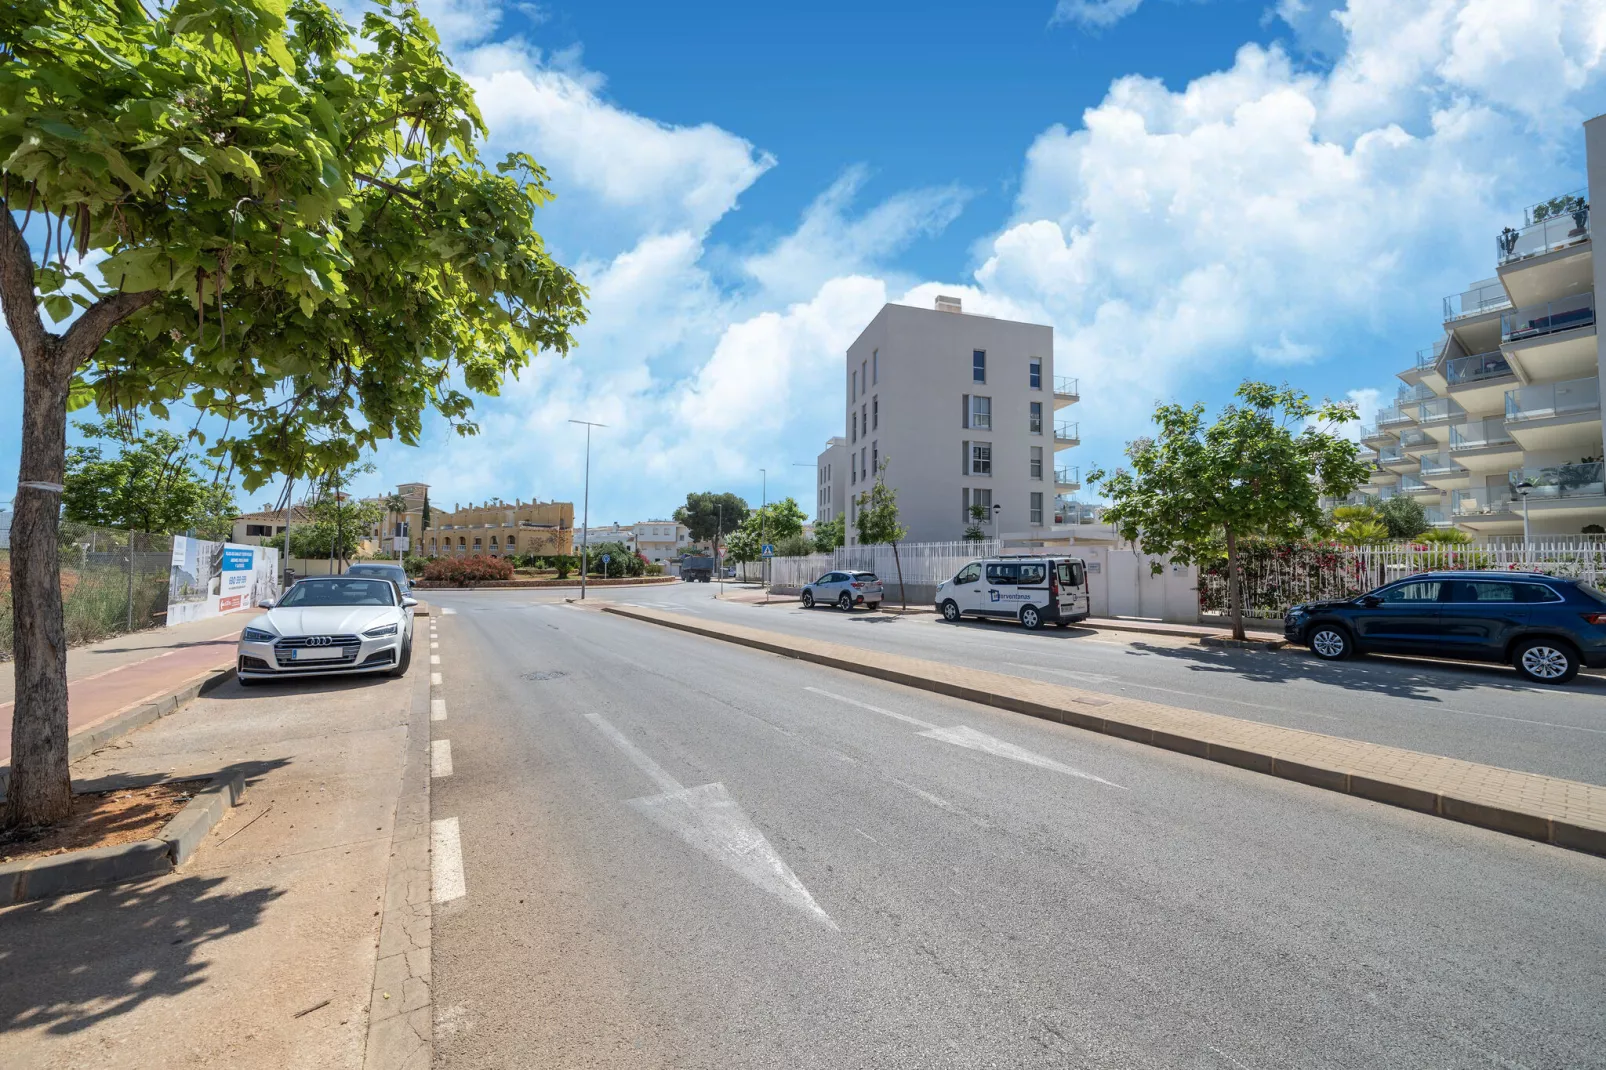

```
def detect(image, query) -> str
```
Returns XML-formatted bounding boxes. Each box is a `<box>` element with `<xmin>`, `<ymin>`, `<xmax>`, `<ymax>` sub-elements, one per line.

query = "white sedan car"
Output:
<box><xmin>237</xmin><ymin>576</ymin><xmax>416</xmax><ymax>685</ymax></box>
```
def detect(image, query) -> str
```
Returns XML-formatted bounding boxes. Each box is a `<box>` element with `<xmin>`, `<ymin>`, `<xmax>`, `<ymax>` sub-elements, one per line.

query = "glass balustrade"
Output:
<box><xmin>1420</xmin><ymin>453</ymin><xmax>1466</xmax><ymax>477</ymax></box>
<box><xmin>1510</xmin><ymin>461</ymin><xmax>1606</xmax><ymax>500</ymax></box>
<box><xmin>1501</xmin><ymin>291</ymin><xmax>1596</xmax><ymax>342</ymax></box>
<box><xmin>1444</xmin><ymin>351</ymin><xmax>1513</xmax><ymax>386</ymax></box>
<box><xmin>1377</xmin><ymin>403</ymin><xmax>1414</xmax><ymax>427</ymax></box>
<box><xmin>1497</xmin><ymin>190</ymin><xmax>1590</xmax><ymax>264</ymax></box>
<box><xmin>1449</xmin><ymin>418</ymin><xmax>1516</xmax><ymax>451</ymax></box>
<box><xmin>1504</xmin><ymin>376</ymin><xmax>1601</xmax><ymax>422</ymax></box>
<box><xmin>1452</xmin><ymin>486</ymin><xmax>1516</xmax><ymax>515</ymax></box>
<box><xmin>1417</xmin><ymin>396</ymin><xmax>1467</xmax><ymax>423</ymax></box>
<box><xmin>1442</xmin><ymin>278</ymin><xmax>1512</xmax><ymax>320</ymax></box>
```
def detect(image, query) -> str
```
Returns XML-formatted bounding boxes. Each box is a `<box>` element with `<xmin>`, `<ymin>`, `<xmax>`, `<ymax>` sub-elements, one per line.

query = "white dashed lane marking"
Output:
<box><xmin>431</xmin><ymin>817</ymin><xmax>466</xmax><ymax>902</ymax></box>
<box><xmin>432</xmin><ymin>698</ymin><xmax>447</xmax><ymax>722</ymax></box>
<box><xmin>431</xmin><ymin>738</ymin><xmax>454</xmax><ymax>777</ymax></box>
<box><xmin>431</xmin><ymin>672</ymin><xmax>442</xmax><ymax>686</ymax></box>
<box><xmin>431</xmin><ymin>655</ymin><xmax>441</xmax><ymax>665</ymax></box>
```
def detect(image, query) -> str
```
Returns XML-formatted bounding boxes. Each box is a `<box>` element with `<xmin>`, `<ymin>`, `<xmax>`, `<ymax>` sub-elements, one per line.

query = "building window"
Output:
<box><xmin>506</xmin><ymin>535</ymin><xmax>515</xmax><ymax>549</ymax></box>
<box><xmin>872</xmin><ymin>396</ymin><xmax>878</xmax><ymax>430</ymax></box>
<box><xmin>962</xmin><ymin>488</ymin><xmax>971</xmax><ymax>523</ymax></box>
<box><xmin>861</xmin><ymin>403</ymin><xmax>867</xmax><ymax>436</ymax></box>
<box><xmin>971</xmin><ymin>442</ymin><xmax>992</xmax><ymax>476</ymax></box>
<box><xmin>1029</xmin><ymin>401</ymin><xmax>1043</xmax><ymax>434</ymax></box>
<box><xmin>245</xmin><ymin>524</ymin><xmax>273</xmax><ymax>537</ymax></box>
<box><xmin>473</xmin><ymin>538</ymin><xmax>482</xmax><ymax>548</ymax></box>
<box><xmin>862</xmin><ymin>359</ymin><xmax>867</xmax><ymax>393</ymax></box>
<box><xmin>852</xmin><ymin>411</ymin><xmax>857</xmax><ymax>442</ymax></box>
<box><xmin>1030</xmin><ymin>446</ymin><xmax>1043</xmax><ymax>479</ymax></box>
<box><xmin>852</xmin><ymin>368</ymin><xmax>857</xmax><ymax>401</ymax></box>
<box><xmin>872</xmin><ymin>349</ymin><xmax>878</xmax><ymax>384</ymax></box>
<box><xmin>970</xmin><ymin>395</ymin><xmax>992</xmax><ymax>431</ymax></box>
<box><xmin>861</xmin><ymin>446</ymin><xmax>867</xmax><ymax>478</ymax></box>
<box><xmin>973</xmin><ymin>349</ymin><xmax>986</xmax><ymax>384</ymax></box>
<box><xmin>852</xmin><ymin>455</ymin><xmax>857</xmax><ymax>483</ymax></box>
<box><xmin>872</xmin><ymin>441</ymin><xmax>878</xmax><ymax>471</ymax></box>
<box><xmin>1029</xmin><ymin>358</ymin><xmax>1042</xmax><ymax>389</ymax></box>
<box><xmin>1030</xmin><ymin>492</ymin><xmax>1044</xmax><ymax>526</ymax></box>
<box><xmin>973</xmin><ymin>487</ymin><xmax>992</xmax><ymax>520</ymax></box>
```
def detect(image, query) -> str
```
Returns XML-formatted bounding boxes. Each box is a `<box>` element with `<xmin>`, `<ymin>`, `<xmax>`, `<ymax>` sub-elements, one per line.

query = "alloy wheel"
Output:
<box><xmin>1312</xmin><ymin>629</ymin><xmax>1347</xmax><ymax>658</ymax></box>
<box><xmin>1521</xmin><ymin>645</ymin><xmax>1570</xmax><ymax>680</ymax></box>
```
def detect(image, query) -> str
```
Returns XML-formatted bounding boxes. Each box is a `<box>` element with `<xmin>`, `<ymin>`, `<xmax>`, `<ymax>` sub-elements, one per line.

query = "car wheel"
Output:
<box><xmin>390</xmin><ymin>636</ymin><xmax>412</xmax><ymax>676</ymax></box>
<box><xmin>1513</xmin><ymin>638</ymin><xmax>1579</xmax><ymax>684</ymax></box>
<box><xmin>1020</xmin><ymin>605</ymin><xmax>1042</xmax><ymax>630</ymax></box>
<box><xmin>1308</xmin><ymin>626</ymin><xmax>1351</xmax><ymax>660</ymax></box>
<box><xmin>838</xmin><ymin>593</ymin><xmax>853</xmax><ymax>611</ymax></box>
<box><xmin>941</xmin><ymin>600</ymin><xmax>961</xmax><ymax>623</ymax></box>
<box><xmin>867</xmin><ymin>602</ymin><xmax>881</xmax><ymax>611</ymax></box>
<box><xmin>801</xmin><ymin>590</ymin><xmax>814</xmax><ymax>609</ymax></box>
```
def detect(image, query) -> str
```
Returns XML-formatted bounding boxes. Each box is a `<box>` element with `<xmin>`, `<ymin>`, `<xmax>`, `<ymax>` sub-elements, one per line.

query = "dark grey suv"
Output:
<box><xmin>1283</xmin><ymin>571</ymin><xmax>1606</xmax><ymax>684</ymax></box>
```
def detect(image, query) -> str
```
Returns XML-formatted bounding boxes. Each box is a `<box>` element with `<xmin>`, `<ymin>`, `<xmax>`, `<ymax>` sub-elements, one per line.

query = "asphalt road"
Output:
<box><xmin>425</xmin><ymin>590</ymin><xmax>1606</xmax><ymax>1069</ymax></box>
<box><xmin>580</xmin><ymin>581</ymin><xmax>1606</xmax><ymax>786</ymax></box>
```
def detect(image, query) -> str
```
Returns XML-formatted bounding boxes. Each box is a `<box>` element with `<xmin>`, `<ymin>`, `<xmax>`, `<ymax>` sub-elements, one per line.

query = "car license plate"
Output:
<box><xmin>290</xmin><ymin>646</ymin><xmax>342</xmax><ymax>661</ymax></box>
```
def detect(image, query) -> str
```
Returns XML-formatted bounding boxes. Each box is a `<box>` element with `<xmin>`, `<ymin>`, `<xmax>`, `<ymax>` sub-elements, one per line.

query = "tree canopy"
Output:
<box><xmin>1089</xmin><ymin>381</ymin><xmax>1369</xmax><ymax>639</ymax></box>
<box><xmin>673</xmin><ymin>492</ymin><xmax>750</xmax><ymax>544</ymax></box>
<box><xmin>811</xmin><ymin>514</ymin><xmax>844</xmax><ymax>553</ymax></box>
<box><xmin>63</xmin><ymin>420</ymin><xmax>237</xmax><ymax>539</ymax></box>
<box><xmin>724</xmin><ymin>497</ymin><xmax>805</xmax><ymax>562</ymax></box>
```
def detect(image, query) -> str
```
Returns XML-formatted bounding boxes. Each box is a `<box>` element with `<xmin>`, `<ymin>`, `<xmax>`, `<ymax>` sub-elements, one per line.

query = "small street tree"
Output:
<box><xmin>1088</xmin><ymin>381</ymin><xmax>1369</xmax><ymax>641</ymax></box>
<box><xmin>63</xmin><ymin>420</ymin><xmax>237</xmax><ymax>539</ymax></box>
<box><xmin>854</xmin><ymin>460</ymin><xmax>908</xmax><ymax>610</ymax></box>
<box><xmin>0</xmin><ymin>0</ymin><xmax>585</xmax><ymax>827</ymax></box>
<box><xmin>962</xmin><ymin>504</ymin><xmax>987</xmax><ymax>542</ymax></box>
<box><xmin>811</xmin><ymin>514</ymin><xmax>845</xmax><ymax>553</ymax></box>
<box><xmin>1330</xmin><ymin>503</ymin><xmax>1388</xmax><ymax>545</ymax></box>
<box><xmin>674</xmin><ymin>492</ymin><xmax>750</xmax><ymax>544</ymax></box>
<box><xmin>1374</xmin><ymin>494</ymin><xmax>1429</xmax><ymax>539</ymax></box>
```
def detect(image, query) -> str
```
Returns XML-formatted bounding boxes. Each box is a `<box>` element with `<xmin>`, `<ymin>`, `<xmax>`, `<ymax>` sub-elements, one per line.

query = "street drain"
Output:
<box><xmin>521</xmin><ymin>670</ymin><xmax>567</xmax><ymax>681</ymax></box>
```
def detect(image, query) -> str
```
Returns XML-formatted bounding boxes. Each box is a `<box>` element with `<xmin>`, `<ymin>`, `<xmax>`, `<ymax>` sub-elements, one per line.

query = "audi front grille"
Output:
<box><xmin>272</xmin><ymin>634</ymin><xmax>362</xmax><ymax>667</ymax></box>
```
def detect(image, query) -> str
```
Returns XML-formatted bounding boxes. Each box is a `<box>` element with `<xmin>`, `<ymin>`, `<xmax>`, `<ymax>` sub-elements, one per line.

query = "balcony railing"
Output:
<box><xmin>1453</xmin><ymin>486</ymin><xmax>1516</xmax><ymax>516</ymax></box>
<box><xmin>1055</xmin><ymin>466</ymin><xmax>1080</xmax><ymax>485</ymax></box>
<box><xmin>1501</xmin><ymin>291</ymin><xmax>1596</xmax><ymax>342</ymax></box>
<box><xmin>1398</xmin><ymin>428</ymin><xmax>1434</xmax><ymax>450</ymax></box>
<box><xmin>1375</xmin><ymin>485</ymin><xmax>1399</xmax><ymax>501</ymax></box>
<box><xmin>1415</xmin><ymin>337</ymin><xmax>1448</xmax><ymax>371</ymax></box>
<box><xmin>1053</xmin><ymin>376</ymin><xmax>1079</xmax><ymax>398</ymax></box>
<box><xmin>1511</xmin><ymin>461</ymin><xmax>1606</xmax><ymax>500</ymax></box>
<box><xmin>1358</xmin><ymin>423</ymin><xmax>1384</xmax><ymax>440</ymax></box>
<box><xmin>1423</xmin><ymin>507</ymin><xmax>1450</xmax><ymax>526</ymax></box>
<box><xmin>1399</xmin><ymin>475</ymin><xmax>1432</xmax><ymax>493</ymax></box>
<box><xmin>1377</xmin><ymin>403</ymin><xmax>1414</xmax><ymax>427</ymax></box>
<box><xmin>1396</xmin><ymin>382</ymin><xmax>1436</xmax><ymax>403</ymax></box>
<box><xmin>1376</xmin><ymin>445</ymin><xmax>1405</xmax><ymax>465</ymax></box>
<box><xmin>1443</xmin><ymin>278</ymin><xmax>1512</xmax><ymax>321</ymax></box>
<box><xmin>1449</xmin><ymin>418</ymin><xmax>1516</xmax><ymax>451</ymax></box>
<box><xmin>1417</xmin><ymin>396</ymin><xmax>1466</xmax><ymax>424</ymax></box>
<box><xmin>1420</xmin><ymin>453</ymin><xmax>1467</xmax><ymax>478</ymax></box>
<box><xmin>1445</xmin><ymin>350</ymin><xmax>1513</xmax><ymax>386</ymax></box>
<box><xmin>1497</xmin><ymin>190</ymin><xmax>1590</xmax><ymax>265</ymax></box>
<box><xmin>1504</xmin><ymin>375</ymin><xmax>1601</xmax><ymax>422</ymax></box>
<box><xmin>1054</xmin><ymin>421</ymin><xmax>1079</xmax><ymax>442</ymax></box>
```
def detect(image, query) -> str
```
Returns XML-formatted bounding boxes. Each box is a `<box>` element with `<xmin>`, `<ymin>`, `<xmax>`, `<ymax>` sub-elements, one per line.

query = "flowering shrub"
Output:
<box><xmin>422</xmin><ymin>555</ymin><xmax>515</xmax><ymax>585</ymax></box>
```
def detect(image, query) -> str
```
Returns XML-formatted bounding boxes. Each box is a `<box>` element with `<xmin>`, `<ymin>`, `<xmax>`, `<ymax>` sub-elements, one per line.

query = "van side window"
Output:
<box><xmin>986</xmin><ymin>563</ymin><xmax>1018</xmax><ymax>585</ymax></box>
<box><xmin>954</xmin><ymin>563</ymin><xmax>981</xmax><ymax>584</ymax></box>
<box><xmin>1064</xmin><ymin>562</ymin><xmax>1084</xmax><ymax>587</ymax></box>
<box><xmin>1017</xmin><ymin>563</ymin><xmax>1046</xmax><ymax>586</ymax></box>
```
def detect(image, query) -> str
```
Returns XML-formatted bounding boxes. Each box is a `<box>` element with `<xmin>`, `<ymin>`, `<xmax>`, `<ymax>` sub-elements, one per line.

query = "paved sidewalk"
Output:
<box><xmin>0</xmin><ymin>613</ymin><xmax>252</xmax><ymax>759</ymax></box>
<box><xmin>602</xmin><ymin>604</ymin><xmax>1606</xmax><ymax>856</ymax></box>
<box><xmin>0</xmin><ymin>659</ymin><xmax>422</xmax><ymax>1068</ymax></box>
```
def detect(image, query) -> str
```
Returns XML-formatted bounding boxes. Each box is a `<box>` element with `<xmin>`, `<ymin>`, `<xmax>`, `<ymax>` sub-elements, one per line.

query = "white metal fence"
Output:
<box><xmin>764</xmin><ymin>540</ymin><xmax>1005</xmax><ymax>589</ymax></box>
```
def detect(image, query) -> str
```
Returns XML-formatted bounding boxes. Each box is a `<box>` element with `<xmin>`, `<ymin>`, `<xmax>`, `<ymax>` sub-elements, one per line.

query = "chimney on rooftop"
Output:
<box><xmin>935</xmin><ymin>294</ymin><xmax>962</xmax><ymax>313</ymax></box>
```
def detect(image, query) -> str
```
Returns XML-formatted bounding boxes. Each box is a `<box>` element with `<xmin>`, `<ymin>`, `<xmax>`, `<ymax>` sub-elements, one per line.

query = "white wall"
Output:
<box><xmin>1076</xmin><ymin>545</ymin><xmax>1200</xmax><ymax>622</ymax></box>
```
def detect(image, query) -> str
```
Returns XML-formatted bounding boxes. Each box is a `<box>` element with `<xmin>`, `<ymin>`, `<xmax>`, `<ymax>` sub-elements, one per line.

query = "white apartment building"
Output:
<box><xmin>837</xmin><ymin>296</ymin><xmax>1079</xmax><ymax>544</ymax></box>
<box><xmin>633</xmin><ymin>520</ymin><xmax>691</xmax><ymax>565</ymax></box>
<box><xmin>1355</xmin><ymin>117</ymin><xmax>1606</xmax><ymax>537</ymax></box>
<box><xmin>814</xmin><ymin>436</ymin><xmax>847</xmax><ymax>523</ymax></box>
<box><xmin>577</xmin><ymin>524</ymin><xmax>637</xmax><ymax>552</ymax></box>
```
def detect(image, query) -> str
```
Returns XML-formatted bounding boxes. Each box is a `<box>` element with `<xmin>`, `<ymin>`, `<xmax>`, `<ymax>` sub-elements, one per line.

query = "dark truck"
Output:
<box><xmin>681</xmin><ymin>554</ymin><xmax>715</xmax><ymax>582</ymax></box>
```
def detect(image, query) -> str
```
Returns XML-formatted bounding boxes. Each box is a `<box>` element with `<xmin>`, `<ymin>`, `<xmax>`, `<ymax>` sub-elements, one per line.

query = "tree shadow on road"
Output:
<box><xmin>1120</xmin><ymin>641</ymin><xmax>1606</xmax><ymax>700</ymax></box>
<box><xmin>0</xmin><ymin>871</ymin><xmax>283</xmax><ymax>1036</ymax></box>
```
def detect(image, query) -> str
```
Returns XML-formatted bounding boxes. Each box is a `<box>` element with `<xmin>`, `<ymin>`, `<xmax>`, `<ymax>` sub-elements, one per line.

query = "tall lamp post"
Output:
<box><xmin>759</xmin><ymin>468</ymin><xmax>767</xmax><ymax>603</ymax></box>
<box><xmin>569</xmin><ymin>419</ymin><xmax>607</xmax><ymax>600</ymax></box>
<box><xmin>1514</xmin><ymin>479</ymin><xmax>1534</xmax><ymax>560</ymax></box>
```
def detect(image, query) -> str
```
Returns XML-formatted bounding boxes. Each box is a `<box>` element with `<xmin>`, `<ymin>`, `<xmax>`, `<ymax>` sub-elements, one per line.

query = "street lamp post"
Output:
<box><xmin>569</xmin><ymin>419</ymin><xmax>607</xmax><ymax>600</ymax></box>
<box><xmin>1515</xmin><ymin>479</ymin><xmax>1534</xmax><ymax>561</ymax></box>
<box><xmin>760</xmin><ymin>468</ymin><xmax>767</xmax><ymax>603</ymax></box>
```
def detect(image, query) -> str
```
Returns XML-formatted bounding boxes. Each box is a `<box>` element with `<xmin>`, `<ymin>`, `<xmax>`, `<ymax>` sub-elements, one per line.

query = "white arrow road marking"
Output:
<box><xmin>431</xmin><ymin>698</ymin><xmax>447</xmax><ymax>722</ymax></box>
<box><xmin>431</xmin><ymin>817</ymin><xmax>466</xmax><ymax>902</ymax></box>
<box><xmin>918</xmin><ymin>725</ymin><xmax>1124</xmax><ymax>788</ymax></box>
<box><xmin>431</xmin><ymin>739</ymin><xmax>454</xmax><ymax>777</ymax></box>
<box><xmin>585</xmin><ymin>712</ymin><xmax>835</xmax><ymax>929</ymax></box>
<box><xmin>807</xmin><ymin>686</ymin><xmax>1121</xmax><ymax>789</ymax></box>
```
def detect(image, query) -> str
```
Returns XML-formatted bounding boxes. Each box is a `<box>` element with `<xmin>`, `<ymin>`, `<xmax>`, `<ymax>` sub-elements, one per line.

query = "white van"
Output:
<box><xmin>934</xmin><ymin>557</ymin><xmax>1091</xmax><ymax>629</ymax></box>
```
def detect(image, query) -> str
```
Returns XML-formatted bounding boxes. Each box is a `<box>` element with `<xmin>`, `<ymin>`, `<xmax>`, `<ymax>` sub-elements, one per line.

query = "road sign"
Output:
<box><xmin>601</xmin><ymin>554</ymin><xmax>611</xmax><ymax>565</ymax></box>
<box><xmin>761</xmin><ymin>544</ymin><xmax>775</xmax><ymax>558</ymax></box>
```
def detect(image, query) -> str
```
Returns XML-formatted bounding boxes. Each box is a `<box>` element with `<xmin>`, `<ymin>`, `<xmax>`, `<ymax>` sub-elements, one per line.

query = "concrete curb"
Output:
<box><xmin>601</xmin><ymin>604</ymin><xmax>1606</xmax><ymax>859</ymax></box>
<box><xmin>0</xmin><ymin>768</ymin><xmax>247</xmax><ymax>906</ymax></box>
<box><xmin>0</xmin><ymin>666</ymin><xmax>234</xmax><ymax>798</ymax></box>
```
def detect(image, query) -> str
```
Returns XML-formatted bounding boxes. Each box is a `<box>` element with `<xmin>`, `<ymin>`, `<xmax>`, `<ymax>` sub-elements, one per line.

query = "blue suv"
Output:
<box><xmin>1283</xmin><ymin>571</ymin><xmax>1606</xmax><ymax>684</ymax></box>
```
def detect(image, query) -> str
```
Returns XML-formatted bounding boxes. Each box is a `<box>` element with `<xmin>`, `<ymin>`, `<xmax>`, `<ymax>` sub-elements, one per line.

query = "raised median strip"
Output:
<box><xmin>600</xmin><ymin>603</ymin><xmax>1606</xmax><ymax>858</ymax></box>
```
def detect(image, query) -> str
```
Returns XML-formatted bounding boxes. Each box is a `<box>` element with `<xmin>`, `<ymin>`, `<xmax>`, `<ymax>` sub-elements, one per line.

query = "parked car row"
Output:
<box><xmin>237</xmin><ymin>571</ymin><xmax>419</xmax><ymax>686</ymax></box>
<box><xmin>799</xmin><ymin>556</ymin><xmax>1095</xmax><ymax>631</ymax></box>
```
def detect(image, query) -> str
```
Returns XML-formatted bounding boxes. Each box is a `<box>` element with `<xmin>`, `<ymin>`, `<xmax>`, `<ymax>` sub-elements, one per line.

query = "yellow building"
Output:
<box><xmin>379</xmin><ymin>484</ymin><xmax>574</xmax><ymax>559</ymax></box>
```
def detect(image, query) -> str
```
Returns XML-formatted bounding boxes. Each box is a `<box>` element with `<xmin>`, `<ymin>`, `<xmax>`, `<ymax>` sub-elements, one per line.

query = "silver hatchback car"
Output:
<box><xmin>800</xmin><ymin>570</ymin><xmax>884</xmax><ymax>611</ymax></box>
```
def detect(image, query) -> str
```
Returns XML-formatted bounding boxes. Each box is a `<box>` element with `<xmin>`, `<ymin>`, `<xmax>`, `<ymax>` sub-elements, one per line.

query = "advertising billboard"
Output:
<box><xmin>167</xmin><ymin>537</ymin><xmax>281</xmax><ymax>626</ymax></box>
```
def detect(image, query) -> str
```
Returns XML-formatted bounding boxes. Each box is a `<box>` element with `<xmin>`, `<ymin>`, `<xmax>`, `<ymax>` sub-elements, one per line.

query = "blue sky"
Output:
<box><xmin>4</xmin><ymin>0</ymin><xmax>1605</xmax><ymax>525</ymax></box>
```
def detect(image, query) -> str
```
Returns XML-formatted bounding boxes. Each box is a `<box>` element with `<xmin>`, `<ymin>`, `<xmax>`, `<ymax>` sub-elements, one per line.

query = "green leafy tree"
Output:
<box><xmin>1088</xmin><ymin>382</ymin><xmax>1369</xmax><ymax>640</ymax></box>
<box><xmin>854</xmin><ymin>460</ymin><xmax>908</xmax><ymax>610</ymax></box>
<box><xmin>1372</xmin><ymin>494</ymin><xmax>1428</xmax><ymax>539</ymax></box>
<box><xmin>584</xmin><ymin>540</ymin><xmax>643</xmax><ymax>578</ymax></box>
<box><xmin>673</xmin><ymin>492</ymin><xmax>750</xmax><ymax>544</ymax></box>
<box><xmin>264</xmin><ymin>495</ymin><xmax>382</xmax><ymax>564</ymax></box>
<box><xmin>0</xmin><ymin>0</ymin><xmax>586</xmax><ymax>826</ymax></box>
<box><xmin>63</xmin><ymin>420</ymin><xmax>238</xmax><ymax>537</ymax></box>
<box><xmin>1330</xmin><ymin>503</ymin><xmax>1387</xmax><ymax>545</ymax></box>
<box><xmin>421</xmin><ymin>490</ymin><xmax>432</xmax><ymax>531</ymax></box>
<box><xmin>812</xmin><ymin>514</ymin><xmax>845</xmax><ymax>553</ymax></box>
<box><xmin>962</xmin><ymin>503</ymin><xmax>987</xmax><ymax>542</ymax></box>
<box><xmin>775</xmin><ymin>534</ymin><xmax>813</xmax><ymax>557</ymax></box>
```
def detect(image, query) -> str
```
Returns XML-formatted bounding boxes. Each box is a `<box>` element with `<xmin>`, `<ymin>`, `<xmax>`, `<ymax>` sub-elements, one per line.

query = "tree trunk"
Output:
<box><xmin>1224</xmin><ymin>527</ymin><xmax>1245</xmax><ymax>641</ymax></box>
<box><xmin>892</xmin><ymin>539</ymin><xmax>906</xmax><ymax>612</ymax></box>
<box><xmin>5</xmin><ymin>336</ymin><xmax>74</xmax><ymax>827</ymax></box>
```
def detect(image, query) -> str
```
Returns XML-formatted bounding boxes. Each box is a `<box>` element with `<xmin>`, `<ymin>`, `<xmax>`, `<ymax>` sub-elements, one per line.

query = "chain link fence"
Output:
<box><xmin>0</xmin><ymin>525</ymin><xmax>174</xmax><ymax>658</ymax></box>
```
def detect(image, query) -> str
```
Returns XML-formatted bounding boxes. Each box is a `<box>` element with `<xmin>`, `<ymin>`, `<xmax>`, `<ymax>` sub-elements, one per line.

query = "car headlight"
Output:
<box><xmin>363</xmin><ymin>623</ymin><xmax>399</xmax><ymax>638</ymax></box>
<box><xmin>242</xmin><ymin>627</ymin><xmax>276</xmax><ymax>643</ymax></box>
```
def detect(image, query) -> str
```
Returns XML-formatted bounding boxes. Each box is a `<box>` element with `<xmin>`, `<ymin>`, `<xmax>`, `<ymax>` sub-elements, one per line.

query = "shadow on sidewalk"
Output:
<box><xmin>0</xmin><ymin>872</ymin><xmax>283</xmax><ymax>1036</ymax></box>
<box><xmin>1121</xmin><ymin>641</ymin><xmax>1606</xmax><ymax>698</ymax></box>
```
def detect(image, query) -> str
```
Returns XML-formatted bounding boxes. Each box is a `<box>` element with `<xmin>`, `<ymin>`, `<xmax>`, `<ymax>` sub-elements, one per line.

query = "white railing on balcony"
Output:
<box><xmin>1445</xmin><ymin>350</ymin><xmax>1513</xmax><ymax>386</ymax></box>
<box><xmin>1497</xmin><ymin>190</ymin><xmax>1590</xmax><ymax>265</ymax></box>
<box><xmin>1053</xmin><ymin>376</ymin><xmax>1078</xmax><ymax>397</ymax></box>
<box><xmin>1420</xmin><ymin>453</ymin><xmax>1467</xmax><ymax>478</ymax></box>
<box><xmin>1417</xmin><ymin>396</ymin><xmax>1467</xmax><ymax>423</ymax></box>
<box><xmin>1055</xmin><ymin>466</ymin><xmax>1080</xmax><ymax>485</ymax></box>
<box><xmin>1449</xmin><ymin>417</ymin><xmax>1516</xmax><ymax>451</ymax></box>
<box><xmin>1377</xmin><ymin>403</ymin><xmax>1414</xmax><ymax>427</ymax></box>
<box><xmin>1504</xmin><ymin>376</ymin><xmax>1601</xmax><ymax>422</ymax></box>
<box><xmin>1054</xmin><ymin>421</ymin><xmax>1079</xmax><ymax>441</ymax></box>
<box><xmin>1453</xmin><ymin>486</ymin><xmax>1516</xmax><ymax>515</ymax></box>
<box><xmin>1511</xmin><ymin>461</ymin><xmax>1606</xmax><ymax>501</ymax></box>
<box><xmin>1443</xmin><ymin>278</ymin><xmax>1512</xmax><ymax>320</ymax></box>
<box><xmin>1501</xmin><ymin>291</ymin><xmax>1596</xmax><ymax>342</ymax></box>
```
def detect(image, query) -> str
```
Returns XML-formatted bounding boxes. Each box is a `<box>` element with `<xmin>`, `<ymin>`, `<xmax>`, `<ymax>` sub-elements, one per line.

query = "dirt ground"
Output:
<box><xmin>0</xmin><ymin>779</ymin><xmax>209</xmax><ymax>862</ymax></box>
